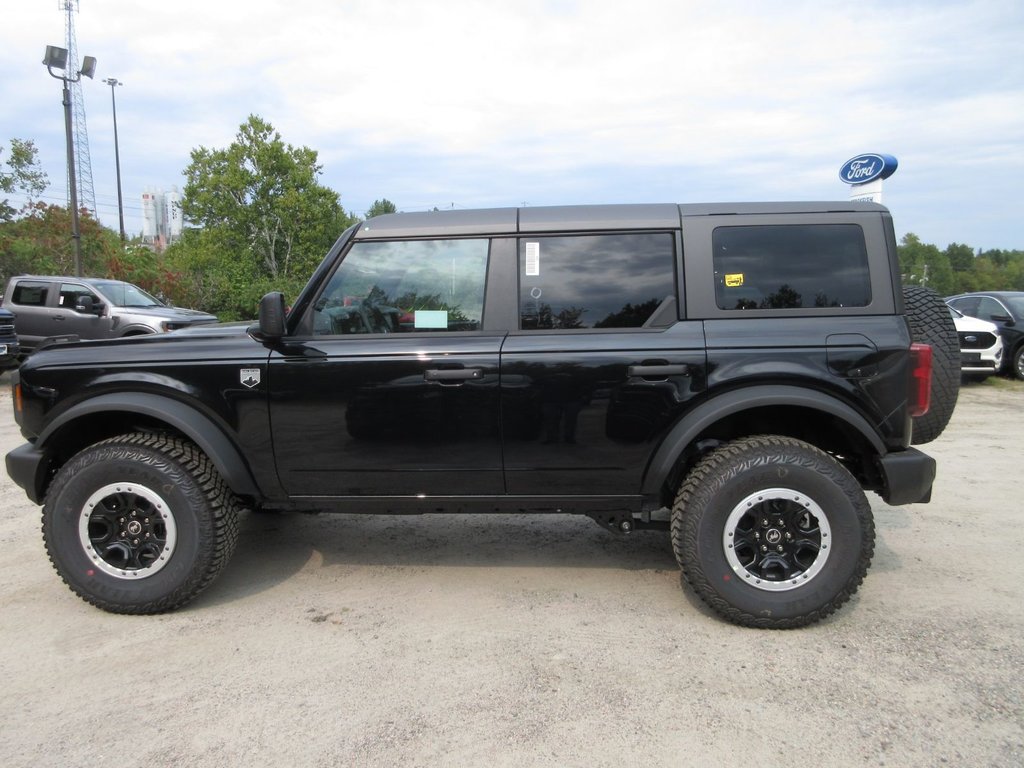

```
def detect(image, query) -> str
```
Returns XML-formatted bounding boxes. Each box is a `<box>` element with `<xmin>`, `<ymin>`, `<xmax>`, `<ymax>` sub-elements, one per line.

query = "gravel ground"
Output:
<box><xmin>0</xmin><ymin>378</ymin><xmax>1021</xmax><ymax>767</ymax></box>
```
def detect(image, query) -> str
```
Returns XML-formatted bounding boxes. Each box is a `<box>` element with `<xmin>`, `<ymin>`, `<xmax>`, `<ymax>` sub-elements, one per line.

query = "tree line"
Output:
<box><xmin>2</xmin><ymin>116</ymin><xmax>1020</xmax><ymax>320</ymax></box>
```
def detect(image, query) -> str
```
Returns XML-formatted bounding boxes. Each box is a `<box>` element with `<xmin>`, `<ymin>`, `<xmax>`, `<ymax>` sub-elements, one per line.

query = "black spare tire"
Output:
<box><xmin>903</xmin><ymin>285</ymin><xmax>959</xmax><ymax>444</ymax></box>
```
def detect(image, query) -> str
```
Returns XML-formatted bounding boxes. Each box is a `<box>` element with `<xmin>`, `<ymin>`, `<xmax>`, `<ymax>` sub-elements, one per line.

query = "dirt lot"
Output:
<box><xmin>0</xmin><ymin>378</ymin><xmax>1022</xmax><ymax>767</ymax></box>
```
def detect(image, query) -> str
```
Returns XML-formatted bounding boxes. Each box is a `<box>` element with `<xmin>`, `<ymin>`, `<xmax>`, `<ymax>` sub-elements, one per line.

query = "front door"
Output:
<box><xmin>269</xmin><ymin>237</ymin><xmax>505</xmax><ymax>497</ymax></box>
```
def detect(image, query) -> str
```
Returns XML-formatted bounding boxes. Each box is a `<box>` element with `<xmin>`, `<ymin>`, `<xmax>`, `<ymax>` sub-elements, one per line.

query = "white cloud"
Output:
<box><xmin>2</xmin><ymin>0</ymin><xmax>1022</xmax><ymax>246</ymax></box>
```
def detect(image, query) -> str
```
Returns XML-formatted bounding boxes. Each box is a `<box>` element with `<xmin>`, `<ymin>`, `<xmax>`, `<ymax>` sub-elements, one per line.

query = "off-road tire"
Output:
<box><xmin>903</xmin><ymin>285</ymin><xmax>959</xmax><ymax>444</ymax></box>
<box><xmin>1013</xmin><ymin>343</ymin><xmax>1024</xmax><ymax>381</ymax></box>
<box><xmin>42</xmin><ymin>433</ymin><xmax>240</xmax><ymax>614</ymax></box>
<box><xmin>671</xmin><ymin>435</ymin><xmax>874</xmax><ymax>629</ymax></box>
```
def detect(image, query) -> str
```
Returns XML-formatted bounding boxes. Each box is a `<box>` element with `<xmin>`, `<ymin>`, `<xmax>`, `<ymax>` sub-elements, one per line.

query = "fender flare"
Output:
<box><xmin>115</xmin><ymin>324</ymin><xmax>157</xmax><ymax>337</ymax></box>
<box><xmin>641</xmin><ymin>385</ymin><xmax>886</xmax><ymax>496</ymax></box>
<box><xmin>38</xmin><ymin>392</ymin><xmax>260</xmax><ymax>498</ymax></box>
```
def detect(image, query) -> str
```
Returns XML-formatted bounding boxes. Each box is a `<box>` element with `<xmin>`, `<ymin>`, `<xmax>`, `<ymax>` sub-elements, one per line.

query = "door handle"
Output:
<box><xmin>627</xmin><ymin>363</ymin><xmax>690</xmax><ymax>377</ymax></box>
<box><xmin>424</xmin><ymin>368</ymin><xmax>484</xmax><ymax>382</ymax></box>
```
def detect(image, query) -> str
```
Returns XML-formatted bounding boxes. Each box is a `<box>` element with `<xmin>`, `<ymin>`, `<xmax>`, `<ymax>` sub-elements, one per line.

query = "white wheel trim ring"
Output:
<box><xmin>722</xmin><ymin>487</ymin><xmax>832</xmax><ymax>592</ymax></box>
<box><xmin>78</xmin><ymin>483</ymin><xmax>178</xmax><ymax>579</ymax></box>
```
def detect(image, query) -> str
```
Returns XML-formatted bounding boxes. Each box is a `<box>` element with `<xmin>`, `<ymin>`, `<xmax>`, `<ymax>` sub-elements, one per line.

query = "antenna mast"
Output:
<box><xmin>61</xmin><ymin>0</ymin><xmax>96</xmax><ymax>216</ymax></box>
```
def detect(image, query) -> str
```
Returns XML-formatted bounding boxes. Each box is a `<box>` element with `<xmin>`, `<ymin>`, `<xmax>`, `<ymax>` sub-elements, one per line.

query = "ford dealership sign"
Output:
<box><xmin>839</xmin><ymin>154</ymin><xmax>898</xmax><ymax>185</ymax></box>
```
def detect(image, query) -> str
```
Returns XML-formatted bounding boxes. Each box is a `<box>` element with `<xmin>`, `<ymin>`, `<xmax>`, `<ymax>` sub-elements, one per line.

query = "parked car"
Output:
<box><xmin>2</xmin><ymin>276</ymin><xmax>218</xmax><ymax>354</ymax></box>
<box><xmin>949</xmin><ymin>306</ymin><xmax>1002</xmax><ymax>380</ymax></box>
<box><xmin>0</xmin><ymin>307</ymin><xmax>20</xmax><ymax>370</ymax></box>
<box><xmin>946</xmin><ymin>291</ymin><xmax>1024</xmax><ymax>379</ymax></box>
<box><xmin>6</xmin><ymin>202</ymin><xmax>956</xmax><ymax>629</ymax></box>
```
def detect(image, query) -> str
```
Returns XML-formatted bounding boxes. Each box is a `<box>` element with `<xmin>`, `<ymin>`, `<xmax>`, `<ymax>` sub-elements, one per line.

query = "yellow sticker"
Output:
<box><xmin>725</xmin><ymin>273</ymin><xmax>745</xmax><ymax>287</ymax></box>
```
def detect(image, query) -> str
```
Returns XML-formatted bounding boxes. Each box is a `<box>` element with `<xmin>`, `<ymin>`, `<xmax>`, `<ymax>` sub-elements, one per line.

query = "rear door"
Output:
<box><xmin>7</xmin><ymin>280</ymin><xmax>54</xmax><ymax>349</ymax></box>
<box><xmin>499</xmin><ymin>231</ymin><xmax>707</xmax><ymax>498</ymax></box>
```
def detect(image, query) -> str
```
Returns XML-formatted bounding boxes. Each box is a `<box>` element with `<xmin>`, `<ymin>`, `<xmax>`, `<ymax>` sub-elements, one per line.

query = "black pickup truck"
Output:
<box><xmin>0</xmin><ymin>307</ymin><xmax>19</xmax><ymax>370</ymax></box>
<box><xmin>4</xmin><ymin>202</ymin><xmax>958</xmax><ymax>627</ymax></box>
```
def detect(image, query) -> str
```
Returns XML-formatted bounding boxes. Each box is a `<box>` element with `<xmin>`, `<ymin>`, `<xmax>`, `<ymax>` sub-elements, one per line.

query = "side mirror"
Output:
<box><xmin>992</xmin><ymin>314</ymin><xmax>1014</xmax><ymax>326</ymax></box>
<box><xmin>257</xmin><ymin>291</ymin><xmax>286</xmax><ymax>339</ymax></box>
<box><xmin>76</xmin><ymin>296</ymin><xmax>94</xmax><ymax>314</ymax></box>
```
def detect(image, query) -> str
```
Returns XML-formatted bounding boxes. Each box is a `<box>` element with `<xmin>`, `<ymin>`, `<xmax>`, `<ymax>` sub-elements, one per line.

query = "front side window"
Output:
<box><xmin>313</xmin><ymin>239</ymin><xmax>489</xmax><ymax>335</ymax></box>
<box><xmin>977</xmin><ymin>296</ymin><xmax>1008</xmax><ymax>322</ymax></box>
<box><xmin>59</xmin><ymin>283</ymin><xmax>100</xmax><ymax>310</ymax></box>
<box><xmin>713</xmin><ymin>224</ymin><xmax>871</xmax><ymax>310</ymax></box>
<box><xmin>518</xmin><ymin>233</ymin><xmax>677</xmax><ymax>330</ymax></box>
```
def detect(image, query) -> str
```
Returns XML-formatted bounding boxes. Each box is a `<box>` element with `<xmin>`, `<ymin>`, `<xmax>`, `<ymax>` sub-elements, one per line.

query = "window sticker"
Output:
<box><xmin>414</xmin><ymin>310</ymin><xmax>448</xmax><ymax>329</ymax></box>
<box><xmin>525</xmin><ymin>242</ymin><xmax>540</xmax><ymax>276</ymax></box>
<box><xmin>725</xmin><ymin>273</ymin><xmax>745</xmax><ymax>288</ymax></box>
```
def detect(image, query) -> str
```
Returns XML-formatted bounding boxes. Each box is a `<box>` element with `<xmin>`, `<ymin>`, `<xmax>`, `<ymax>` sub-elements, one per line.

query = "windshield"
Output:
<box><xmin>92</xmin><ymin>281</ymin><xmax>165</xmax><ymax>308</ymax></box>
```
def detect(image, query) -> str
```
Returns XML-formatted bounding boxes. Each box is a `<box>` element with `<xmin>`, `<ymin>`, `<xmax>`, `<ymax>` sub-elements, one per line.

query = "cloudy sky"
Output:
<box><xmin>2</xmin><ymin>0</ymin><xmax>1022</xmax><ymax>250</ymax></box>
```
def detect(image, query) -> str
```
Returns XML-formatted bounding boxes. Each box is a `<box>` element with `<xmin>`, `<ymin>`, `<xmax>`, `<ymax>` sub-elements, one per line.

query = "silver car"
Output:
<box><xmin>2</xmin><ymin>276</ymin><xmax>218</xmax><ymax>353</ymax></box>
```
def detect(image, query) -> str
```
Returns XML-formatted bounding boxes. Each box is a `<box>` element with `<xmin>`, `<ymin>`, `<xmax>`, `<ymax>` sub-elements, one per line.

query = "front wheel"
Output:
<box><xmin>1013</xmin><ymin>344</ymin><xmax>1024</xmax><ymax>380</ymax></box>
<box><xmin>671</xmin><ymin>436</ymin><xmax>874</xmax><ymax>628</ymax></box>
<box><xmin>42</xmin><ymin>433</ymin><xmax>240</xmax><ymax>614</ymax></box>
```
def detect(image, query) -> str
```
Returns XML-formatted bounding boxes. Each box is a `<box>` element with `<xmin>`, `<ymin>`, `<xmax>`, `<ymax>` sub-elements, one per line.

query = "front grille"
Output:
<box><xmin>958</xmin><ymin>331</ymin><xmax>997</xmax><ymax>350</ymax></box>
<box><xmin>0</xmin><ymin>321</ymin><xmax>14</xmax><ymax>335</ymax></box>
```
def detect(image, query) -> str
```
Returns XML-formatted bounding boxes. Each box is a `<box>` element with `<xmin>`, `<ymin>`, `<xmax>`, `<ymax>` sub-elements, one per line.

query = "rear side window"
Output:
<box><xmin>313</xmin><ymin>238</ymin><xmax>489</xmax><ymax>334</ymax></box>
<box><xmin>713</xmin><ymin>224</ymin><xmax>871</xmax><ymax>310</ymax></box>
<box><xmin>11</xmin><ymin>283</ymin><xmax>49</xmax><ymax>307</ymax></box>
<box><xmin>518</xmin><ymin>233</ymin><xmax>677</xmax><ymax>330</ymax></box>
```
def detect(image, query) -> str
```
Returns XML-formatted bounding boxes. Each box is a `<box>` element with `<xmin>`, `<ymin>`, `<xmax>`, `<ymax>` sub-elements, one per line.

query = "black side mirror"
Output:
<box><xmin>992</xmin><ymin>314</ymin><xmax>1014</xmax><ymax>327</ymax></box>
<box><xmin>256</xmin><ymin>292</ymin><xmax>286</xmax><ymax>339</ymax></box>
<box><xmin>75</xmin><ymin>295</ymin><xmax>94</xmax><ymax>314</ymax></box>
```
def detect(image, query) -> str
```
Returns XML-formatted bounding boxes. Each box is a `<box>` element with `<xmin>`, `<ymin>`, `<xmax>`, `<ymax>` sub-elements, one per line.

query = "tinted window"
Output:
<box><xmin>713</xmin><ymin>225</ymin><xmax>871</xmax><ymax>310</ymax></box>
<box><xmin>313</xmin><ymin>239</ymin><xmax>489</xmax><ymax>334</ymax></box>
<box><xmin>948</xmin><ymin>296</ymin><xmax>979</xmax><ymax>316</ymax></box>
<box><xmin>977</xmin><ymin>296</ymin><xmax>1008</xmax><ymax>322</ymax></box>
<box><xmin>11</xmin><ymin>283</ymin><xmax>49</xmax><ymax>307</ymax></box>
<box><xmin>59</xmin><ymin>283</ymin><xmax>99</xmax><ymax>309</ymax></box>
<box><xmin>518</xmin><ymin>233</ymin><xmax>676</xmax><ymax>330</ymax></box>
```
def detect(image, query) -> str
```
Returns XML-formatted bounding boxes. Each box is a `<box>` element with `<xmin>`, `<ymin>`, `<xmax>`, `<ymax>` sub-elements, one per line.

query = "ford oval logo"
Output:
<box><xmin>839</xmin><ymin>153</ymin><xmax>898</xmax><ymax>185</ymax></box>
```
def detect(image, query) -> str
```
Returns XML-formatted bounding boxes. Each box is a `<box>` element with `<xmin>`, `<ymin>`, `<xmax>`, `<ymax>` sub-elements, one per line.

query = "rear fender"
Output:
<box><xmin>642</xmin><ymin>385</ymin><xmax>885</xmax><ymax>496</ymax></box>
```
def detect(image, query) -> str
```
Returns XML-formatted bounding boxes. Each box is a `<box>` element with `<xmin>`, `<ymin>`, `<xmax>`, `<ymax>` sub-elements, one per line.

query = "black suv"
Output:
<box><xmin>0</xmin><ymin>307</ymin><xmax>20</xmax><ymax>370</ymax></box>
<box><xmin>4</xmin><ymin>202</ymin><xmax>958</xmax><ymax>628</ymax></box>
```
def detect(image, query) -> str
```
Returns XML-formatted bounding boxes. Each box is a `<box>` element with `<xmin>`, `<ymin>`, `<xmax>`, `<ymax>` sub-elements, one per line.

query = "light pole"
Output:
<box><xmin>104</xmin><ymin>78</ymin><xmax>126</xmax><ymax>244</ymax></box>
<box><xmin>43</xmin><ymin>44</ymin><xmax>96</xmax><ymax>277</ymax></box>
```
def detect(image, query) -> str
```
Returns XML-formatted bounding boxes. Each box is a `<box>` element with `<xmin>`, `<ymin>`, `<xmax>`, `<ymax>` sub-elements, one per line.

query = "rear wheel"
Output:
<box><xmin>42</xmin><ymin>433</ymin><xmax>240</xmax><ymax>614</ymax></box>
<box><xmin>671</xmin><ymin>436</ymin><xmax>874</xmax><ymax>629</ymax></box>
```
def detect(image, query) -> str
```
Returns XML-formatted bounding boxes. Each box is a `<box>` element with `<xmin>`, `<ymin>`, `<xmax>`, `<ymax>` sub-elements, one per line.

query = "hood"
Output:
<box><xmin>115</xmin><ymin>305</ymin><xmax>218</xmax><ymax>322</ymax></box>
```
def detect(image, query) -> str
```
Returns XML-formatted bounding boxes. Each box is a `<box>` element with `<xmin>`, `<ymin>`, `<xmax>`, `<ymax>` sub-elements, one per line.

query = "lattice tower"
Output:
<box><xmin>62</xmin><ymin>0</ymin><xmax>96</xmax><ymax>215</ymax></box>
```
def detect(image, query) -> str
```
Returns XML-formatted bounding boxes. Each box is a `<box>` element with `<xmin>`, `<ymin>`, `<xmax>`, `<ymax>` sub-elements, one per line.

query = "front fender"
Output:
<box><xmin>35</xmin><ymin>392</ymin><xmax>260</xmax><ymax>500</ymax></box>
<box><xmin>641</xmin><ymin>385</ymin><xmax>887</xmax><ymax>496</ymax></box>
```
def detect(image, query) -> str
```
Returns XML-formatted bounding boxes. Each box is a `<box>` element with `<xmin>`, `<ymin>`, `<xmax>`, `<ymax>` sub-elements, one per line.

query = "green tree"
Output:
<box><xmin>0</xmin><ymin>203</ymin><xmax>121</xmax><ymax>286</ymax></box>
<box><xmin>898</xmin><ymin>233</ymin><xmax>954</xmax><ymax>295</ymax></box>
<box><xmin>182</xmin><ymin>115</ymin><xmax>358</xmax><ymax>299</ymax></box>
<box><xmin>366</xmin><ymin>198</ymin><xmax>397</xmax><ymax>218</ymax></box>
<box><xmin>1</xmin><ymin>139</ymin><xmax>48</xmax><ymax>222</ymax></box>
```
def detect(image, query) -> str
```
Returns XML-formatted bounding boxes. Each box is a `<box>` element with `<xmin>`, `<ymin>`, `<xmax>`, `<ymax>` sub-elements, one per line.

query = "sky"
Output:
<box><xmin>1</xmin><ymin>0</ymin><xmax>1022</xmax><ymax>250</ymax></box>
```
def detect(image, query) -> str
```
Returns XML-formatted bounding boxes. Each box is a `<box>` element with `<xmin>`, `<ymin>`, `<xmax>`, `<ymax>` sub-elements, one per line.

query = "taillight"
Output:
<box><xmin>909</xmin><ymin>342</ymin><xmax>932</xmax><ymax>417</ymax></box>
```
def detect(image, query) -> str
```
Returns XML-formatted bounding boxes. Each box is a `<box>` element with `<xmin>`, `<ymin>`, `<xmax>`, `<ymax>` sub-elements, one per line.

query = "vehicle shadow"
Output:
<box><xmin>200</xmin><ymin>510</ymin><xmax>679</xmax><ymax>607</ymax></box>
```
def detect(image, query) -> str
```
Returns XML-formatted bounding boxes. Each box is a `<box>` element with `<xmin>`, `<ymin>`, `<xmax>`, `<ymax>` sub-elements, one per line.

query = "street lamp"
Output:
<box><xmin>103</xmin><ymin>78</ymin><xmax>126</xmax><ymax>243</ymax></box>
<box><xmin>43</xmin><ymin>44</ymin><xmax>97</xmax><ymax>277</ymax></box>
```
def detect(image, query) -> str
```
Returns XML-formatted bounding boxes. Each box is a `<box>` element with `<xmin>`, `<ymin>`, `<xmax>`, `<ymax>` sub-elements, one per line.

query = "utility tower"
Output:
<box><xmin>61</xmin><ymin>0</ymin><xmax>96</xmax><ymax>216</ymax></box>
